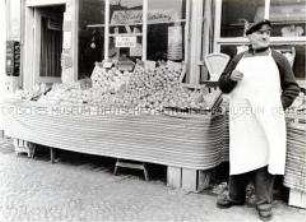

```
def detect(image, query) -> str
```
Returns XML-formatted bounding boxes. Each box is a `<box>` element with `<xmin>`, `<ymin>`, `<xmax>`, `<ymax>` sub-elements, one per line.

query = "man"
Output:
<box><xmin>217</xmin><ymin>19</ymin><xmax>300</xmax><ymax>220</ymax></box>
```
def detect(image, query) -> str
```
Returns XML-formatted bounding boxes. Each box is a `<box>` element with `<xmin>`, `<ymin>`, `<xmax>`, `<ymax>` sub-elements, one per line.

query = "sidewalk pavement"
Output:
<box><xmin>0</xmin><ymin>137</ymin><xmax>305</xmax><ymax>222</ymax></box>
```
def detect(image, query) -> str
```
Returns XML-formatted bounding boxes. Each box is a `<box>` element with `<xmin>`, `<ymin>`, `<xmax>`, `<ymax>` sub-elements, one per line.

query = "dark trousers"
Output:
<box><xmin>229</xmin><ymin>166</ymin><xmax>275</xmax><ymax>211</ymax></box>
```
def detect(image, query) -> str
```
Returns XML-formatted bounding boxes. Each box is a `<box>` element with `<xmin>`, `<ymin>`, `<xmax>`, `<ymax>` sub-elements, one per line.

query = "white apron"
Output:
<box><xmin>229</xmin><ymin>52</ymin><xmax>287</xmax><ymax>175</ymax></box>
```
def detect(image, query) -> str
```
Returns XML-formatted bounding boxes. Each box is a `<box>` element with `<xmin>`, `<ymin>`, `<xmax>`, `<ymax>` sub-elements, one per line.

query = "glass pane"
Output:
<box><xmin>78</xmin><ymin>0</ymin><xmax>105</xmax><ymax>79</ymax></box>
<box><xmin>271</xmin><ymin>45</ymin><xmax>306</xmax><ymax>80</ymax></box>
<box><xmin>148</xmin><ymin>0</ymin><xmax>185</xmax><ymax>61</ymax></box>
<box><xmin>220</xmin><ymin>44</ymin><xmax>306</xmax><ymax>80</ymax></box>
<box><xmin>269</xmin><ymin>0</ymin><xmax>306</xmax><ymax>37</ymax></box>
<box><xmin>109</xmin><ymin>1</ymin><xmax>143</xmax><ymax>61</ymax></box>
<box><xmin>221</xmin><ymin>0</ymin><xmax>265</xmax><ymax>38</ymax></box>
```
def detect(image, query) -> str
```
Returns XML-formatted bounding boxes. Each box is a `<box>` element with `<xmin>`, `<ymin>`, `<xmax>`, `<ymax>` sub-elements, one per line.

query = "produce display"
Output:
<box><xmin>14</xmin><ymin>60</ymin><xmax>222</xmax><ymax>115</ymax></box>
<box><xmin>14</xmin><ymin>83</ymin><xmax>48</xmax><ymax>101</ymax></box>
<box><xmin>91</xmin><ymin>63</ymin><xmax>131</xmax><ymax>92</ymax></box>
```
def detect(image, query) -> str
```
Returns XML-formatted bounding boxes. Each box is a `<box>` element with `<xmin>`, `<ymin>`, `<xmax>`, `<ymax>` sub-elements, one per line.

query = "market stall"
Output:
<box><xmin>7</xmin><ymin>0</ymin><xmax>306</xmax><ymax>199</ymax></box>
<box><xmin>2</xmin><ymin>60</ymin><xmax>227</xmax><ymax>191</ymax></box>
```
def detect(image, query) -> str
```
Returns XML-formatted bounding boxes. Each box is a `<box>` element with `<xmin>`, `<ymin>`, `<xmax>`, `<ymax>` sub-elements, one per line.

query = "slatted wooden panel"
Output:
<box><xmin>5</xmin><ymin>102</ymin><xmax>227</xmax><ymax>170</ymax></box>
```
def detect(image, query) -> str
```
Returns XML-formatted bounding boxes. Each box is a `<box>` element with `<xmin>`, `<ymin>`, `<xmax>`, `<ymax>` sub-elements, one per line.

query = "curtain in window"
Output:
<box><xmin>40</xmin><ymin>17</ymin><xmax>62</xmax><ymax>77</ymax></box>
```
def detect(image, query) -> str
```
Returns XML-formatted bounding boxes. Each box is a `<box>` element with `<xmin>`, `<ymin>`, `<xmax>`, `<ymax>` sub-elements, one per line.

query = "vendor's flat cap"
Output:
<box><xmin>246</xmin><ymin>19</ymin><xmax>272</xmax><ymax>35</ymax></box>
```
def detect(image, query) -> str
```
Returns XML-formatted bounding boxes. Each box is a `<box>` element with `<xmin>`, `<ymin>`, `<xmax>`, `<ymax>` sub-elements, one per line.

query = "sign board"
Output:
<box><xmin>111</xmin><ymin>9</ymin><xmax>179</xmax><ymax>25</ymax></box>
<box><xmin>115</xmin><ymin>36</ymin><xmax>137</xmax><ymax>48</ymax></box>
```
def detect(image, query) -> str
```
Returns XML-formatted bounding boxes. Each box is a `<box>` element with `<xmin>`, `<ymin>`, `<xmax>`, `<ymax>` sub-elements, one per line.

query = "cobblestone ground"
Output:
<box><xmin>0</xmin><ymin>137</ymin><xmax>305</xmax><ymax>222</ymax></box>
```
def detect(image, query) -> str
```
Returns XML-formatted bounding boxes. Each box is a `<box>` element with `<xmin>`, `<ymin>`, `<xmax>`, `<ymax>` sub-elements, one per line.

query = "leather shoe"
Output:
<box><xmin>258</xmin><ymin>210</ymin><xmax>273</xmax><ymax>221</ymax></box>
<box><xmin>217</xmin><ymin>194</ymin><xmax>245</xmax><ymax>209</ymax></box>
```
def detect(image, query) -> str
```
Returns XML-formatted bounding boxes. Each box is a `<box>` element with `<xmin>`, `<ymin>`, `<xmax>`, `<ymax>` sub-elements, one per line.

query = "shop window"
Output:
<box><xmin>79</xmin><ymin>0</ymin><xmax>105</xmax><ymax>79</ymax></box>
<box><xmin>215</xmin><ymin>0</ymin><xmax>306</xmax><ymax>81</ymax></box>
<box><xmin>269</xmin><ymin>0</ymin><xmax>306</xmax><ymax>37</ymax></box>
<box><xmin>147</xmin><ymin>0</ymin><xmax>186</xmax><ymax>61</ymax></box>
<box><xmin>83</xmin><ymin>0</ymin><xmax>189</xmax><ymax>65</ymax></box>
<box><xmin>272</xmin><ymin>45</ymin><xmax>306</xmax><ymax>80</ymax></box>
<box><xmin>108</xmin><ymin>2</ymin><xmax>143</xmax><ymax>61</ymax></box>
<box><xmin>221</xmin><ymin>0</ymin><xmax>265</xmax><ymax>38</ymax></box>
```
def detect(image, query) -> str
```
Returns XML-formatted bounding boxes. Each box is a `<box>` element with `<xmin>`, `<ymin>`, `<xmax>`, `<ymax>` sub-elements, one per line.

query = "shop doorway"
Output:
<box><xmin>23</xmin><ymin>4</ymin><xmax>65</xmax><ymax>89</ymax></box>
<box><xmin>38</xmin><ymin>6</ymin><xmax>65</xmax><ymax>79</ymax></box>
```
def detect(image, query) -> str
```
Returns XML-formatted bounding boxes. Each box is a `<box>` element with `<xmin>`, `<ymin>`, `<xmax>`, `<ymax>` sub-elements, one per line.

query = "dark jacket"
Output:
<box><xmin>218</xmin><ymin>49</ymin><xmax>300</xmax><ymax>109</ymax></box>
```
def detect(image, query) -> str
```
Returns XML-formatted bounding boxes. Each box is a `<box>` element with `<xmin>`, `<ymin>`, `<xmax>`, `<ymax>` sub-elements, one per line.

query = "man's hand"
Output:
<box><xmin>230</xmin><ymin>70</ymin><xmax>244</xmax><ymax>81</ymax></box>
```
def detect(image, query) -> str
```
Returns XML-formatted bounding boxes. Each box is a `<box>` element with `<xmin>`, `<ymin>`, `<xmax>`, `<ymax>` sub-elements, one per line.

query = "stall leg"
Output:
<box><xmin>13</xmin><ymin>139</ymin><xmax>19</xmax><ymax>156</ymax></box>
<box><xmin>143</xmin><ymin>164</ymin><xmax>149</xmax><ymax>181</ymax></box>
<box><xmin>13</xmin><ymin>139</ymin><xmax>34</xmax><ymax>158</ymax></box>
<box><xmin>198</xmin><ymin>170</ymin><xmax>211</xmax><ymax>191</ymax></box>
<box><xmin>289</xmin><ymin>189</ymin><xmax>306</xmax><ymax>209</ymax></box>
<box><xmin>167</xmin><ymin>166</ymin><xmax>182</xmax><ymax>189</ymax></box>
<box><xmin>50</xmin><ymin>148</ymin><xmax>56</xmax><ymax>164</ymax></box>
<box><xmin>182</xmin><ymin>168</ymin><xmax>197</xmax><ymax>192</ymax></box>
<box><xmin>167</xmin><ymin>167</ymin><xmax>212</xmax><ymax>192</ymax></box>
<box><xmin>25</xmin><ymin>142</ymin><xmax>36</xmax><ymax>159</ymax></box>
<box><xmin>0</xmin><ymin>130</ymin><xmax>4</xmax><ymax>139</ymax></box>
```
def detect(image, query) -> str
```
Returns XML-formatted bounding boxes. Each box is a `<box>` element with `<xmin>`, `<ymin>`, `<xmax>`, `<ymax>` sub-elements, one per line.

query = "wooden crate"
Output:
<box><xmin>289</xmin><ymin>189</ymin><xmax>306</xmax><ymax>209</ymax></box>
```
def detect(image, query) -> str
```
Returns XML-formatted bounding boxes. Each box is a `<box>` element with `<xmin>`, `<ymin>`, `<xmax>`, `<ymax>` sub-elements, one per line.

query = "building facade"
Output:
<box><xmin>3</xmin><ymin>0</ymin><xmax>306</xmax><ymax>90</ymax></box>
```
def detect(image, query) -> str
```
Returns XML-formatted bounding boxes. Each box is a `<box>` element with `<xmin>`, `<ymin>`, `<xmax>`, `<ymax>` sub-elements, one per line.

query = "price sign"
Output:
<box><xmin>115</xmin><ymin>36</ymin><xmax>137</xmax><ymax>48</ymax></box>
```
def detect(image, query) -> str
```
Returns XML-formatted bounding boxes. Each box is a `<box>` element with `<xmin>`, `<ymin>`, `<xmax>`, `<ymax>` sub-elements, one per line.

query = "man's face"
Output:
<box><xmin>248</xmin><ymin>24</ymin><xmax>271</xmax><ymax>49</ymax></box>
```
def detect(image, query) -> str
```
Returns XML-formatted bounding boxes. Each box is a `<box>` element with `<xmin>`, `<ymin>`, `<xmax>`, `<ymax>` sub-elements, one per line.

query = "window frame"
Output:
<box><xmin>213</xmin><ymin>0</ymin><xmax>306</xmax><ymax>53</ymax></box>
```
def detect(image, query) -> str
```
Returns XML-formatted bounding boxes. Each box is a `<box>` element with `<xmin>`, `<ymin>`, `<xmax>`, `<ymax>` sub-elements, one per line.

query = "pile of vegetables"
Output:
<box><xmin>16</xmin><ymin>60</ymin><xmax>223</xmax><ymax>115</ymax></box>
